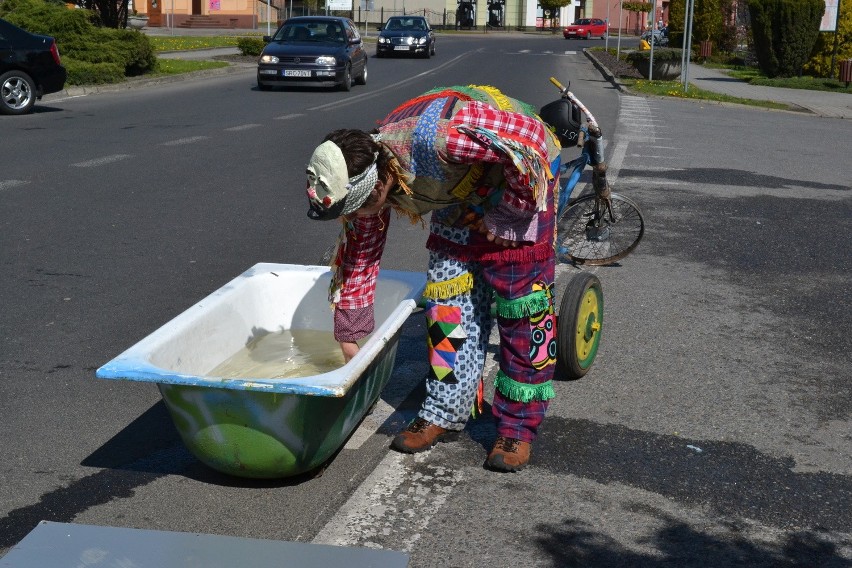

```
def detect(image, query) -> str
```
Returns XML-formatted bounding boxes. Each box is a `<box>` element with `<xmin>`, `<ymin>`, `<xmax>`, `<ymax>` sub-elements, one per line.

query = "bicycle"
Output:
<box><xmin>546</xmin><ymin>77</ymin><xmax>644</xmax><ymax>379</ymax></box>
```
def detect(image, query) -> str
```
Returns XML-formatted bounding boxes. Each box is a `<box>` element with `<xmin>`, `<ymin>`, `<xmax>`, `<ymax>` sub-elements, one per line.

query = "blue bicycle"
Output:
<box><xmin>545</xmin><ymin>77</ymin><xmax>644</xmax><ymax>379</ymax></box>
<box><xmin>549</xmin><ymin>77</ymin><xmax>645</xmax><ymax>266</ymax></box>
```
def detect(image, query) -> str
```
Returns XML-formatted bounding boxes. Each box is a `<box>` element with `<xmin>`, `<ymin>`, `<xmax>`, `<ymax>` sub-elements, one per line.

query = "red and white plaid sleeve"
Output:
<box><xmin>334</xmin><ymin>208</ymin><xmax>391</xmax><ymax>340</ymax></box>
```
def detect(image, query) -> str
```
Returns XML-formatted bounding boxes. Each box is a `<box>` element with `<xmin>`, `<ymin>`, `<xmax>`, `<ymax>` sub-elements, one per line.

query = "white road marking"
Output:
<box><xmin>0</xmin><ymin>180</ymin><xmax>29</xmax><ymax>191</ymax></box>
<box><xmin>274</xmin><ymin>113</ymin><xmax>305</xmax><ymax>120</ymax></box>
<box><xmin>71</xmin><ymin>154</ymin><xmax>132</xmax><ymax>167</ymax></box>
<box><xmin>224</xmin><ymin>123</ymin><xmax>263</xmax><ymax>131</ymax></box>
<box><xmin>312</xmin><ymin>451</ymin><xmax>464</xmax><ymax>551</ymax></box>
<box><xmin>161</xmin><ymin>136</ymin><xmax>209</xmax><ymax>146</ymax></box>
<box><xmin>308</xmin><ymin>52</ymin><xmax>475</xmax><ymax>112</ymax></box>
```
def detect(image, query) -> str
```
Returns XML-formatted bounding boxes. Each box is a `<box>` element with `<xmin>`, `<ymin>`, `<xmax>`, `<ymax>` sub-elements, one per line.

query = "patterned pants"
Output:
<box><xmin>419</xmin><ymin>223</ymin><xmax>557</xmax><ymax>444</ymax></box>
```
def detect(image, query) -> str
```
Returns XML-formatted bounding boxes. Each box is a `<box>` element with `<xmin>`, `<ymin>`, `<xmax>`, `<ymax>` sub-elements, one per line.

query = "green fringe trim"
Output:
<box><xmin>494</xmin><ymin>371</ymin><xmax>556</xmax><ymax>402</ymax></box>
<box><xmin>494</xmin><ymin>290</ymin><xmax>549</xmax><ymax>319</ymax></box>
<box><xmin>423</xmin><ymin>272</ymin><xmax>474</xmax><ymax>300</ymax></box>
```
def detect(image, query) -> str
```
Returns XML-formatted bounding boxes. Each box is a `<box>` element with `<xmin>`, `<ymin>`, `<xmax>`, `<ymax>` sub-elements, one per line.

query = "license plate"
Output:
<box><xmin>283</xmin><ymin>70</ymin><xmax>311</xmax><ymax>77</ymax></box>
<box><xmin>394</xmin><ymin>46</ymin><xmax>410</xmax><ymax>51</ymax></box>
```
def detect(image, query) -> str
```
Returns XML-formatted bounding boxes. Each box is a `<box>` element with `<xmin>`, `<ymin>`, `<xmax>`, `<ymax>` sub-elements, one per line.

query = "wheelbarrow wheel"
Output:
<box><xmin>556</xmin><ymin>272</ymin><xmax>603</xmax><ymax>380</ymax></box>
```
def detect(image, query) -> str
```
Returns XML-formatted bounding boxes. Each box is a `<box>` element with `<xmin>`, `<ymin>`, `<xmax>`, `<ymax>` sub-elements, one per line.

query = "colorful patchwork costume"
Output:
<box><xmin>327</xmin><ymin>85</ymin><xmax>562</xmax><ymax>445</ymax></box>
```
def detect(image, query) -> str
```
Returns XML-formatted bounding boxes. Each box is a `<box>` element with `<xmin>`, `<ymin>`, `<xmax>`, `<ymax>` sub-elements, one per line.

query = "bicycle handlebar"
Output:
<box><xmin>549</xmin><ymin>77</ymin><xmax>600</xmax><ymax>133</ymax></box>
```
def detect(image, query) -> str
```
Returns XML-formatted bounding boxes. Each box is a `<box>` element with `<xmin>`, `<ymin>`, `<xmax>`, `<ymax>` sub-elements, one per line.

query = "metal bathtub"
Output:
<box><xmin>96</xmin><ymin>263</ymin><xmax>425</xmax><ymax>479</ymax></box>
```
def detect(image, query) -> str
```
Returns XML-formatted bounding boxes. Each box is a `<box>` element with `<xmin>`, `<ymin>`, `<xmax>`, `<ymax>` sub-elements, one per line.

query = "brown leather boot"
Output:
<box><xmin>486</xmin><ymin>436</ymin><xmax>531</xmax><ymax>472</ymax></box>
<box><xmin>391</xmin><ymin>417</ymin><xmax>459</xmax><ymax>453</ymax></box>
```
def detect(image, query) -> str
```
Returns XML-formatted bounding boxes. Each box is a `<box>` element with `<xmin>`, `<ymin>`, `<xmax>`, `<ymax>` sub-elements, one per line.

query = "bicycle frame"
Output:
<box><xmin>550</xmin><ymin>78</ymin><xmax>608</xmax><ymax>219</ymax></box>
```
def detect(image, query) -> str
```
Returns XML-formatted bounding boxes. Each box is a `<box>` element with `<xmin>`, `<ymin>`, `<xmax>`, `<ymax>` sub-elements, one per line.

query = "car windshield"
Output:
<box><xmin>385</xmin><ymin>17</ymin><xmax>427</xmax><ymax>31</ymax></box>
<box><xmin>273</xmin><ymin>21</ymin><xmax>346</xmax><ymax>43</ymax></box>
<box><xmin>573</xmin><ymin>19</ymin><xmax>591</xmax><ymax>25</ymax></box>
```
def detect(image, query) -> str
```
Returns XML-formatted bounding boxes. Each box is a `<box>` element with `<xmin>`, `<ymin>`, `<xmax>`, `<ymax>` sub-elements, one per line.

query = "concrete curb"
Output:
<box><xmin>583</xmin><ymin>48</ymin><xmax>632</xmax><ymax>95</ymax></box>
<box><xmin>43</xmin><ymin>62</ymin><xmax>253</xmax><ymax>102</ymax></box>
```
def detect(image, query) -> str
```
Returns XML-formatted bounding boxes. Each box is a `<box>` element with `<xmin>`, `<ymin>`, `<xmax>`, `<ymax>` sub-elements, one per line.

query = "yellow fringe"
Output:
<box><xmin>423</xmin><ymin>272</ymin><xmax>474</xmax><ymax>300</ymax></box>
<box><xmin>469</xmin><ymin>84</ymin><xmax>514</xmax><ymax>112</ymax></box>
<box><xmin>450</xmin><ymin>163</ymin><xmax>486</xmax><ymax>200</ymax></box>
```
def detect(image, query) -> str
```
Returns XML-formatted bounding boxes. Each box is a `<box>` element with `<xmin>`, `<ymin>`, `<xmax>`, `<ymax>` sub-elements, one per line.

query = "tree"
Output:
<box><xmin>76</xmin><ymin>0</ymin><xmax>131</xmax><ymax>28</ymax></box>
<box><xmin>666</xmin><ymin>0</ymin><xmax>728</xmax><ymax>50</ymax></box>
<box><xmin>748</xmin><ymin>0</ymin><xmax>825</xmax><ymax>76</ymax></box>
<box><xmin>622</xmin><ymin>1</ymin><xmax>653</xmax><ymax>33</ymax></box>
<box><xmin>804</xmin><ymin>0</ymin><xmax>851</xmax><ymax>77</ymax></box>
<box><xmin>540</xmin><ymin>0</ymin><xmax>571</xmax><ymax>32</ymax></box>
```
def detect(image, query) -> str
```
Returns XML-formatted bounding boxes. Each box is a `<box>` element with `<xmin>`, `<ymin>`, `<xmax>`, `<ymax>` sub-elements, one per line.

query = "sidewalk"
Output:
<box><xmin>685</xmin><ymin>64</ymin><xmax>852</xmax><ymax>119</ymax></box>
<box><xmin>586</xmin><ymin>49</ymin><xmax>852</xmax><ymax>120</ymax></box>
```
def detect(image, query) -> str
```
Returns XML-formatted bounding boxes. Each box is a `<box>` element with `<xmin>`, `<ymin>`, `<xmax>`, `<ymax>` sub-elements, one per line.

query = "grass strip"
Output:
<box><xmin>622</xmin><ymin>78</ymin><xmax>795</xmax><ymax>111</ymax></box>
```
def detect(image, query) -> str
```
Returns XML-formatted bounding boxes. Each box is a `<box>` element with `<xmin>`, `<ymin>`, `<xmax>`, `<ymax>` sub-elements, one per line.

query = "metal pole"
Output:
<box><xmin>681</xmin><ymin>0</ymin><xmax>694</xmax><ymax>91</ymax></box>
<box><xmin>649</xmin><ymin>14</ymin><xmax>655</xmax><ymax>80</ymax></box>
<box><xmin>267</xmin><ymin>0</ymin><xmax>271</xmax><ymax>35</ymax></box>
<box><xmin>830</xmin><ymin>0</ymin><xmax>842</xmax><ymax>79</ymax></box>
<box><xmin>605</xmin><ymin>0</ymin><xmax>611</xmax><ymax>50</ymax></box>
<box><xmin>616</xmin><ymin>0</ymin><xmax>623</xmax><ymax>58</ymax></box>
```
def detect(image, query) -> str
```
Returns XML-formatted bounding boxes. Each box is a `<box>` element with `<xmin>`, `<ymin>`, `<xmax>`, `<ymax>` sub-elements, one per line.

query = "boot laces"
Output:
<box><xmin>408</xmin><ymin>417</ymin><xmax>430</xmax><ymax>433</ymax></box>
<box><xmin>496</xmin><ymin>436</ymin><xmax>520</xmax><ymax>453</ymax></box>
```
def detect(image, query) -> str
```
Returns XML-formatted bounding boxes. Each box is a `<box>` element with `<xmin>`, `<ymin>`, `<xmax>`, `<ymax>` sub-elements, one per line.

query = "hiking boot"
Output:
<box><xmin>486</xmin><ymin>436</ymin><xmax>531</xmax><ymax>472</ymax></box>
<box><xmin>391</xmin><ymin>417</ymin><xmax>458</xmax><ymax>453</ymax></box>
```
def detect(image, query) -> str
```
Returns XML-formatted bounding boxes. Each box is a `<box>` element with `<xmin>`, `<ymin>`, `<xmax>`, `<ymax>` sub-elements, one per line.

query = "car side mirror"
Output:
<box><xmin>262</xmin><ymin>35</ymin><xmax>271</xmax><ymax>42</ymax></box>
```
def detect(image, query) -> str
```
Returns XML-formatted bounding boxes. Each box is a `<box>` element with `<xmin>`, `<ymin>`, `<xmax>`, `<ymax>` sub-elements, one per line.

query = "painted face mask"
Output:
<box><xmin>306</xmin><ymin>140</ymin><xmax>378</xmax><ymax>221</ymax></box>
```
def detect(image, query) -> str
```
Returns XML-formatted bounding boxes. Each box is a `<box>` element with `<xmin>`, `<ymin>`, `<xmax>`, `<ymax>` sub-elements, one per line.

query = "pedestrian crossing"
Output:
<box><xmin>510</xmin><ymin>49</ymin><xmax>579</xmax><ymax>56</ymax></box>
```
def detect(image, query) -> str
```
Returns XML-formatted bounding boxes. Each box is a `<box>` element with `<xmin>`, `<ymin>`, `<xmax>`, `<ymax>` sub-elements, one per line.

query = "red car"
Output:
<box><xmin>563</xmin><ymin>18</ymin><xmax>608</xmax><ymax>40</ymax></box>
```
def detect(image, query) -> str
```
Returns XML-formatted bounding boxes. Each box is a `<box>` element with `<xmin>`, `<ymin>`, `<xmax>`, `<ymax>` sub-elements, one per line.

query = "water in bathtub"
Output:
<box><xmin>208</xmin><ymin>329</ymin><xmax>347</xmax><ymax>379</ymax></box>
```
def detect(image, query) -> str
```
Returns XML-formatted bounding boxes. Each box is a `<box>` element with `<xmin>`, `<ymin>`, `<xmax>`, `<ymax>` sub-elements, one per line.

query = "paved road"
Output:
<box><xmin>6</xmin><ymin>32</ymin><xmax>851</xmax><ymax>568</ymax></box>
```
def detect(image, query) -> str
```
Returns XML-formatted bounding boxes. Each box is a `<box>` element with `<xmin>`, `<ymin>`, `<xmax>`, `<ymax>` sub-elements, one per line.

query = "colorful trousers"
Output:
<box><xmin>419</xmin><ymin>221</ymin><xmax>557</xmax><ymax>444</ymax></box>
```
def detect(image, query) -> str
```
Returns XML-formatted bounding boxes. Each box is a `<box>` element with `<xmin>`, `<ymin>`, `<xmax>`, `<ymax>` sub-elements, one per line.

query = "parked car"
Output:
<box><xmin>641</xmin><ymin>28</ymin><xmax>669</xmax><ymax>47</ymax></box>
<box><xmin>256</xmin><ymin>16</ymin><xmax>367</xmax><ymax>92</ymax></box>
<box><xmin>0</xmin><ymin>18</ymin><xmax>67</xmax><ymax>115</ymax></box>
<box><xmin>562</xmin><ymin>18</ymin><xmax>608</xmax><ymax>40</ymax></box>
<box><xmin>376</xmin><ymin>16</ymin><xmax>436</xmax><ymax>58</ymax></box>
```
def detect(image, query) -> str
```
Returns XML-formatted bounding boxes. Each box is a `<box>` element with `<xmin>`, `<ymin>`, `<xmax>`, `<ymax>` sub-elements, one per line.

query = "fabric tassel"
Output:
<box><xmin>423</xmin><ymin>272</ymin><xmax>474</xmax><ymax>300</ymax></box>
<box><xmin>494</xmin><ymin>290</ymin><xmax>550</xmax><ymax>319</ymax></box>
<box><xmin>494</xmin><ymin>371</ymin><xmax>555</xmax><ymax>402</ymax></box>
<box><xmin>471</xmin><ymin>375</ymin><xmax>485</xmax><ymax>418</ymax></box>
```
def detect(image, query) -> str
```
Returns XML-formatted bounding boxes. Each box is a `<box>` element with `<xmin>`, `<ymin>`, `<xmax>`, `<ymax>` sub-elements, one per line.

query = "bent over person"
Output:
<box><xmin>304</xmin><ymin>85</ymin><xmax>564</xmax><ymax>472</ymax></box>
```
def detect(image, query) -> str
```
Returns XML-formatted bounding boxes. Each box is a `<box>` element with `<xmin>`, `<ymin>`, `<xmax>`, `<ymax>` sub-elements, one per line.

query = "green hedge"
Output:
<box><xmin>237</xmin><ymin>37</ymin><xmax>265</xmax><ymax>57</ymax></box>
<box><xmin>0</xmin><ymin>0</ymin><xmax>156</xmax><ymax>85</ymax></box>
<box><xmin>747</xmin><ymin>0</ymin><xmax>825</xmax><ymax>77</ymax></box>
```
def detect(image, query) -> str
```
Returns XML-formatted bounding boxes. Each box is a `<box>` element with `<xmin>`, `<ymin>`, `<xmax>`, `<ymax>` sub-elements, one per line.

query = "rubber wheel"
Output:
<box><xmin>0</xmin><ymin>70</ymin><xmax>36</xmax><ymax>115</ymax></box>
<box><xmin>556</xmin><ymin>272</ymin><xmax>603</xmax><ymax>380</ymax></box>
<box><xmin>355</xmin><ymin>61</ymin><xmax>367</xmax><ymax>85</ymax></box>
<box><xmin>257</xmin><ymin>83</ymin><xmax>272</xmax><ymax>91</ymax></box>
<box><xmin>339</xmin><ymin>65</ymin><xmax>352</xmax><ymax>91</ymax></box>
<box><xmin>556</xmin><ymin>192</ymin><xmax>644</xmax><ymax>265</ymax></box>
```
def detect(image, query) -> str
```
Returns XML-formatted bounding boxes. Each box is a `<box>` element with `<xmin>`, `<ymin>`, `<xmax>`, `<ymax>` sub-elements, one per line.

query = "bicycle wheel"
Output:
<box><xmin>556</xmin><ymin>272</ymin><xmax>603</xmax><ymax>380</ymax></box>
<box><xmin>556</xmin><ymin>192</ymin><xmax>644</xmax><ymax>265</ymax></box>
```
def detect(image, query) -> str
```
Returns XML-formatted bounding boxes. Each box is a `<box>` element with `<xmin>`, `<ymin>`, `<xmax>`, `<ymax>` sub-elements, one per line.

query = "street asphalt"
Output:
<box><xmin>42</xmin><ymin>25</ymin><xmax>852</xmax><ymax>119</ymax></box>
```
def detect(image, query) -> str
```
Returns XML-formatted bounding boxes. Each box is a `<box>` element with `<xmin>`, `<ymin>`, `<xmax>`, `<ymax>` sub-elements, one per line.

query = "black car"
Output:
<box><xmin>257</xmin><ymin>16</ymin><xmax>367</xmax><ymax>92</ymax></box>
<box><xmin>0</xmin><ymin>18</ymin><xmax>67</xmax><ymax>115</ymax></box>
<box><xmin>376</xmin><ymin>16</ymin><xmax>435</xmax><ymax>59</ymax></box>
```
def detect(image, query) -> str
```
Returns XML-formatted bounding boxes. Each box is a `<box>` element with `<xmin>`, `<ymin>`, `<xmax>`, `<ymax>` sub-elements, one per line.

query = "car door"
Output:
<box><xmin>345</xmin><ymin>20</ymin><xmax>366</xmax><ymax>74</ymax></box>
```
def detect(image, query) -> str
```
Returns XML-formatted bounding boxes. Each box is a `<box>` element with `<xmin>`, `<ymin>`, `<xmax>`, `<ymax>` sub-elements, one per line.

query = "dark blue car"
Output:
<box><xmin>257</xmin><ymin>16</ymin><xmax>367</xmax><ymax>92</ymax></box>
<box><xmin>0</xmin><ymin>18</ymin><xmax>67</xmax><ymax>115</ymax></box>
<box><xmin>376</xmin><ymin>16</ymin><xmax>436</xmax><ymax>59</ymax></box>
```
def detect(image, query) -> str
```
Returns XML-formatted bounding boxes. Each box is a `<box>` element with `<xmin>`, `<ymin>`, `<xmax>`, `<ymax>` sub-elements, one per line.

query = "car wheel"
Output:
<box><xmin>601</xmin><ymin>33</ymin><xmax>607</xmax><ymax>40</ymax></box>
<box><xmin>257</xmin><ymin>82</ymin><xmax>272</xmax><ymax>91</ymax></box>
<box><xmin>0</xmin><ymin>70</ymin><xmax>36</xmax><ymax>116</ymax></box>
<box><xmin>355</xmin><ymin>61</ymin><xmax>367</xmax><ymax>85</ymax></box>
<box><xmin>430</xmin><ymin>42</ymin><xmax>436</xmax><ymax>56</ymax></box>
<box><xmin>339</xmin><ymin>64</ymin><xmax>352</xmax><ymax>92</ymax></box>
